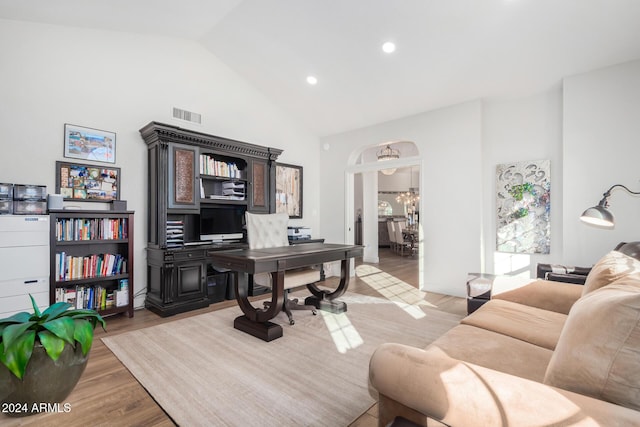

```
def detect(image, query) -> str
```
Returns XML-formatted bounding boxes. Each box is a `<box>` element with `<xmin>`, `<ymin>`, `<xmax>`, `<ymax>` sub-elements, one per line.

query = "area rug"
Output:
<box><xmin>102</xmin><ymin>293</ymin><xmax>462</xmax><ymax>426</ymax></box>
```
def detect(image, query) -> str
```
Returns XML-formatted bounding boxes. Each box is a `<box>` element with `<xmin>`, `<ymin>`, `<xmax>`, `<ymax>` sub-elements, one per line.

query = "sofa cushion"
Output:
<box><xmin>430</xmin><ymin>324</ymin><xmax>554</xmax><ymax>382</ymax></box>
<box><xmin>372</xmin><ymin>345</ymin><xmax>640</xmax><ymax>427</ymax></box>
<box><xmin>461</xmin><ymin>299</ymin><xmax>566</xmax><ymax>350</ymax></box>
<box><xmin>492</xmin><ymin>279</ymin><xmax>582</xmax><ymax>315</ymax></box>
<box><xmin>544</xmin><ymin>278</ymin><xmax>640</xmax><ymax>410</ymax></box>
<box><xmin>582</xmin><ymin>250</ymin><xmax>640</xmax><ymax>295</ymax></box>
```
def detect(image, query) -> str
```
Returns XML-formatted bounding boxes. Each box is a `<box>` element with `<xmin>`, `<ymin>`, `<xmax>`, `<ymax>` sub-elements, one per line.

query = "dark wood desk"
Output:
<box><xmin>208</xmin><ymin>243</ymin><xmax>363</xmax><ymax>341</ymax></box>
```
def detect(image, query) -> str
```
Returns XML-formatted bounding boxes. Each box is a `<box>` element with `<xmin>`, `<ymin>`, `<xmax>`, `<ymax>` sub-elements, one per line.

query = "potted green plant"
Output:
<box><xmin>0</xmin><ymin>295</ymin><xmax>106</xmax><ymax>417</ymax></box>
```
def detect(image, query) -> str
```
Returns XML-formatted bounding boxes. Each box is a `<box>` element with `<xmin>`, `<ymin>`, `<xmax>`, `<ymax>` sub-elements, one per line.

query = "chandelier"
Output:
<box><xmin>396</xmin><ymin>188</ymin><xmax>420</xmax><ymax>207</ymax></box>
<box><xmin>377</xmin><ymin>144</ymin><xmax>400</xmax><ymax>175</ymax></box>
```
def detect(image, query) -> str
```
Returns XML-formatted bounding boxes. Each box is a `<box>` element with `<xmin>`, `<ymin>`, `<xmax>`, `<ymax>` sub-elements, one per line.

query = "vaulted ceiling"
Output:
<box><xmin>2</xmin><ymin>0</ymin><xmax>640</xmax><ymax>136</ymax></box>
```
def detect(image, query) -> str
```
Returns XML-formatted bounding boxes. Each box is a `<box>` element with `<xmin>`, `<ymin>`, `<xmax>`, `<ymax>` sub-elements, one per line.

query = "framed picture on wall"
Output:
<box><xmin>63</xmin><ymin>123</ymin><xmax>116</xmax><ymax>164</ymax></box>
<box><xmin>56</xmin><ymin>161</ymin><xmax>120</xmax><ymax>201</ymax></box>
<box><xmin>496</xmin><ymin>159</ymin><xmax>550</xmax><ymax>254</ymax></box>
<box><xmin>275</xmin><ymin>163</ymin><xmax>303</xmax><ymax>218</ymax></box>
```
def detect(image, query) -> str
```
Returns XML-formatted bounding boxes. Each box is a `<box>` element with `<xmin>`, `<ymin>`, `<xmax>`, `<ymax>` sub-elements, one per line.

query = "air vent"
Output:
<box><xmin>172</xmin><ymin>107</ymin><xmax>202</xmax><ymax>124</ymax></box>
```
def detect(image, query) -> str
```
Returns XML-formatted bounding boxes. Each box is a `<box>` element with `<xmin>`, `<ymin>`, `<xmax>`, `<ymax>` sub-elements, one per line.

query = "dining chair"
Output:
<box><xmin>387</xmin><ymin>220</ymin><xmax>398</xmax><ymax>253</ymax></box>
<box><xmin>245</xmin><ymin>212</ymin><xmax>319</xmax><ymax>325</ymax></box>
<box><xmin>394</xmin><ymin>221</ymin><xmax>413</xmax><ymax>256</ymax></box>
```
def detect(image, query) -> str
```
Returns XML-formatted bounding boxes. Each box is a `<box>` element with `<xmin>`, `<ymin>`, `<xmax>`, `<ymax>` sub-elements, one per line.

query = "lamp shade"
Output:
<box><xmin>580</xmin><ymin>205</ymin><xmax>615</xmax><ymax>228</ymax></box>
<box><xmin>579</xmin><ymin>184</ymin><xmax>640</xmax><ymax>229</ymax></box>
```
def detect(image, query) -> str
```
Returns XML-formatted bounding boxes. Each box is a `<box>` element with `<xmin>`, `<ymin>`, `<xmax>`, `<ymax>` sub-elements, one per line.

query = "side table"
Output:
<box><xmin>466</xmin><ymin>273</ymin><xmax>495</xmax><ymax>314</ymax></box>
<box><xmin>466</xmin><ymin>272</ymin><xmax>535</xmax><ymax>314</ymax></box>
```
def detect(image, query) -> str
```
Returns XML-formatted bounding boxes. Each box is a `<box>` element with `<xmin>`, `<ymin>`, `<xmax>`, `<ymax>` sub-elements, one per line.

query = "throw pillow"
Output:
<box><xmin>544</xmin><ymin>279</ymin><xmax>640</xmax><ymax>410</ymax></box>
<box><xmin>582</xmin><ymin>250</ymin><xmax>640</xmax><ymax>295</ymax></box>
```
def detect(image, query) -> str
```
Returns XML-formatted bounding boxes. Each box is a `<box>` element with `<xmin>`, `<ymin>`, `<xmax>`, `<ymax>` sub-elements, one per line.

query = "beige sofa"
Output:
<box><xmin>369</xmin><ymin>246</ymin><xmax>640</xmax><ymax>426</ymax></box>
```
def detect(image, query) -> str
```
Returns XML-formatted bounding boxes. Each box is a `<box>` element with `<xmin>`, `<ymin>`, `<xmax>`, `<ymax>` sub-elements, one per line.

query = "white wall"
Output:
<box><xmin>321</xmin><ymin>101</ymin><xmax>483</xmax><ymax>297</ymax></box>
<box><xmin>321</xmin><ymin>58</ymin><xmax>639</xmax><ymax>297</ymax></box>
<box><xmin>0</xmin><ymin>19</ymin><xmax>320</xmax><ymax>308</ymax></box>
<box><xmin>562</xmin><ymin>59</ymin><xmax>640</xmax><ymax>266</ymax></box>
<box><xmin>481</xmin><ymin>86</ymin><xmax>563</xmax><ymax>276</ymax></box>
<box><xmin>378</xmin><ymin>167</ymin><xmax>417</xmax><ymax>192</ymax></box>
<box><xmin>361</xmin><ymin>171</ymin><xmax>379</xmax><ymax>263</ymax></box>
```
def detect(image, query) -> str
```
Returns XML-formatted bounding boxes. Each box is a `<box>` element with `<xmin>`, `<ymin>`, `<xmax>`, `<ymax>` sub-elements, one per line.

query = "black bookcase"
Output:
<box><xmin>49</xmin><ymin>209</ymin><xmax>135</xmax><ymax>318</ymax></box>
<box><xmin>139</xmin><ymin>122</ymin><xmax>282</xmax><ymax>316</ymax></box>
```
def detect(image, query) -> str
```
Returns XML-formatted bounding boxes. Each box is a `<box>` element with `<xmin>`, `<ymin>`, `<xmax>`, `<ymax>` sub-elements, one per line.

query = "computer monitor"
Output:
<box><xmin>199</xmin><ymin>205</ymin><xmax>246</xmax><ymax>242</ymax></box>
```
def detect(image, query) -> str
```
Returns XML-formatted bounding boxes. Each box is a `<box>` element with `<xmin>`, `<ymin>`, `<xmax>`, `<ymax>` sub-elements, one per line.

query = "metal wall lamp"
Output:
<box><xmin>580</xmin><ymin>184</ymin><xmax>640</xmax><ymax>228</ymax></box>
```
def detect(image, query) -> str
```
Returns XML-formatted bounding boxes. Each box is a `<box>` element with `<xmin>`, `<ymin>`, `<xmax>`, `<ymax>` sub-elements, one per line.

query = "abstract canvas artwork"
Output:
<box><xmin>496</xmin><ymin>159</ymin><xmax>550</xmax><ymax>254</ymax></box>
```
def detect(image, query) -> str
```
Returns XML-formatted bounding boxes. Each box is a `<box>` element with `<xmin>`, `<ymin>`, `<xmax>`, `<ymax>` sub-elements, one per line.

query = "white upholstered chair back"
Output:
<box><xmin>394</xmin><ymin>221</ymin><xmax>411</xmax><ymax>255</ymax></box>
<box><xmin>244</xmin><ymin>212</ymin><xmax>320</xmax><ymax>324</ymax></box>
<box><xmin>387</xmin><ymin>221</ymin><xmax>397</xmax><ymax>245</ymax></box>
<box><xmin>245</xmin><ymin>212</ymin><xmax>290</xmax><ymax>249</ymax></box>
<box><xmin>394</xmin><ymin>222</ymin><xmax>404</xmax><ymax>242</ymax></box>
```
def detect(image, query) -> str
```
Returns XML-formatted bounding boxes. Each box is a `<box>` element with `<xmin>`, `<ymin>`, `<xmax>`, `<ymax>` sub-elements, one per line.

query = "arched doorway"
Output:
<box><xmin>344</xmin><ymin>141</ymin><xmax>424</xmax><ymax>290</ymax></box>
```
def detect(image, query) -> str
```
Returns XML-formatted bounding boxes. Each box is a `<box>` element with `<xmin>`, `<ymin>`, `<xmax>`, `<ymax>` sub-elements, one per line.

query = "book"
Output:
<box><xmin>115</xmin><ymin>290</ymin><xmax>128</xmax><ymax>307</ymax></box>
<box><xmin>64</xmin><ymin>288</ymin><xmax>77</xmax><ymax>306</ymax></box>
<box><xmin>76</xmin><ymin>286</ymin><xmax>85</xmax><ymax>309</ymax></box>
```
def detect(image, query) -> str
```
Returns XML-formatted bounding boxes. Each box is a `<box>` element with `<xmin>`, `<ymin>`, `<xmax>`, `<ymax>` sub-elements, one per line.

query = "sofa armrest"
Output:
<box><xmin>545</xmin><ymin>272</ymin><xmax>588</xmax><ymax>284</ymax></box>
<box><xmin>491</xmin><ymin>279</ymin><xmax>582</xmax><ymax>314</ymax></box>
<box><xmin>369</xmin><ymin>343</ymin><xmax>639</xmax><ymax>427</ymax></box>
<box><xmin>536</xmin><ymin>263</ymin><xmax>591</xmax><ymax>280</ymax></box>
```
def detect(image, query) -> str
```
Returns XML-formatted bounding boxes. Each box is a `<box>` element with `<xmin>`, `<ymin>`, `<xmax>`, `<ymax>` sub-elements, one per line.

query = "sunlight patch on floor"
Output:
<box><xmin>355</xmin><ymin>264</ymin><xmax>436</xmax><ymax>319</ymax></box>
<box><xmin>354</xmin><ymin>264</ymin><xmax>381</xmax><ymax>276</ymax></box>
<box><xmin>321</xmin><ymin>310</ymin><xmax>364</xmax><ymax>353</ymax></box>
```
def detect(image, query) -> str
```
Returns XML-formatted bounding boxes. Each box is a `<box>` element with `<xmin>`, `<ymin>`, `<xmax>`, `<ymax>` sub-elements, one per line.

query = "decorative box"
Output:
<box><xmin>13</xmin><ymin>200</ymin><xmax>47</xmax><ymax>215</ymax></box>
<box><xmin>0</xmin><ymin>200</ymin><xmax>13</xmax><ymax>215</ymax></box>
<box><xmin>13</xmin><ymin>184</ymin><xmax>47</xmax><ymax>201</ymax></box>
<box><xmin>0</xmin><ymin>183</ymin><xmax>13</xmax><ymax>200</ymax></box>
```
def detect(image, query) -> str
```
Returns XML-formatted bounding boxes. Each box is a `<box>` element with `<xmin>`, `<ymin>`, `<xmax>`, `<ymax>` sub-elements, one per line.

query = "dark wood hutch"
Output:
<box><xmin>139</xmin><ymin>122</ymin><xmax>282</xmax><ymax>316</ymax></box>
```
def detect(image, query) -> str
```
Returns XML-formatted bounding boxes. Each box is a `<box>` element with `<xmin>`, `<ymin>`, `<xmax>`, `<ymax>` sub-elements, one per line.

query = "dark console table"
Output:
<box><xmin>209</xmin><ymin>242</ymin><xmax>363</xmax><ymax>341</ymax></box>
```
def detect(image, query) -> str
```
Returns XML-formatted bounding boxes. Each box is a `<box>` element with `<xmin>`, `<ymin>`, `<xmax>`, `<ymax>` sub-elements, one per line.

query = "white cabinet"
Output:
<box><xmin>0</xmin><ymin>215</ymin><xmax>49</xmax><ymax>318</ymax></box>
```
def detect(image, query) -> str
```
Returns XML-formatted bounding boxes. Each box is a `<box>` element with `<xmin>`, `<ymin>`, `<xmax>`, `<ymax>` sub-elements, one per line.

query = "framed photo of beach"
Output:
<box><xmin>63</xmin><ymin>123</ymin><xmax>116</xmax><ymax>164</ymax></box>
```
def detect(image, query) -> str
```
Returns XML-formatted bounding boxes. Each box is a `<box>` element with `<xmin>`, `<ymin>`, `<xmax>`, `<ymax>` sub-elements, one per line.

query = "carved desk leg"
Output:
<box><xmin>305</xmin><ymin>258</ymin><xmax>351</xmax><ymax>314</ymax></box>
<box><xmin>234</xmin><ymin>268</ymin><xmax>285</xmax><ymax>341</ymax></box>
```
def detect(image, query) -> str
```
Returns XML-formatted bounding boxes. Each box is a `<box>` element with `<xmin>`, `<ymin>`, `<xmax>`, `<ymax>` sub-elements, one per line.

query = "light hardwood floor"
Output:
<box><xmin>1</xmin><ymin>248</ymin><xmax>465</xmax><ymax>427</ymax></box>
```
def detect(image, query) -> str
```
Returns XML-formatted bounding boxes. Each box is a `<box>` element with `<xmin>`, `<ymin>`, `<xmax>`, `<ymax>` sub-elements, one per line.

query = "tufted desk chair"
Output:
<box><xmin>245</xmin><ymin>212</ymin><xmax>320</xmax><ymax>325</ymax></box>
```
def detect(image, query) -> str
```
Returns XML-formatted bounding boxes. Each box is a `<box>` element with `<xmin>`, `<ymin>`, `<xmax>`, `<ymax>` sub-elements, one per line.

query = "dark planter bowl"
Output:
<box><xmin>0</xmin><ymin>343</ymin><xmax>89</xmax><ymax>417</ymax></box>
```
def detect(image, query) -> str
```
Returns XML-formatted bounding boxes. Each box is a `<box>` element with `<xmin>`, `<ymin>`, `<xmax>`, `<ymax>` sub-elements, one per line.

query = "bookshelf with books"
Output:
<box><xmin>49</xmin><ymin>210</ymin><xmax>134</xmax><ymax>318</ymax></box>
<box><xmin>199</xmin><ymin>152</ymin><xmax>248</xmax><ymax>204</ymax></box>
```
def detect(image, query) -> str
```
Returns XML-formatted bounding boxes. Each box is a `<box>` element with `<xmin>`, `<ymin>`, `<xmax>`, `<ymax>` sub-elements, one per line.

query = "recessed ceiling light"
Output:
<box><xmin>382</xmin><ymin>42</ymin><xmax>396</xmax><ymax>53</ymax></box>
<box><xmin>306</xmin><ymin>75</ymin><xmax>318</xmax><ymax>85</ymax></box>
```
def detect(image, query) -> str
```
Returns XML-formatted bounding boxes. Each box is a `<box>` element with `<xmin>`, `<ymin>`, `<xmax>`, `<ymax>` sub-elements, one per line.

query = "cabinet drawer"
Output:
<box><xmin>167</xmin><ymin>250</ymin><xmax>206</xmax><ymax>262</ymax></box>
<box><xmin>0</xmin><ymin>215</ymin><xmax>49</xmax><ymax>233</ymax></box>
<box><xmin>0</xmin><ymin>230</ymin><xmax>49</xmax><ymax>247</ymax></box>
<box><xmin>0</xmin><ymin>290</ymin><xmax>48</xmax><ymax>318</ymax></box>
<box><xmin>211</xmin><ymin>258</ymin><xmax>249</xmax><ymax>272</ymax></box>
<box><xmin>0</xmin><ymin>246</ymin><xmax>49</xmax><ymax>280</ymax></box>
<box><xmin>0</xmin><ymin>277</ymin><xmax>49</xmax><ymax>298</ymax></box>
